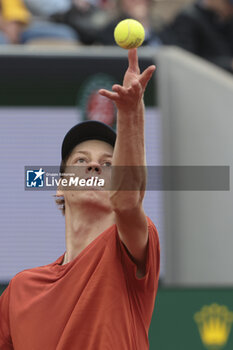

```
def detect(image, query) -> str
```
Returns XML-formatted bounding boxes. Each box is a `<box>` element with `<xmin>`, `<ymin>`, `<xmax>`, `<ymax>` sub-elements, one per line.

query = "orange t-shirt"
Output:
<box><xmin>0</xmin><ymin>217</ymin><xmax>160</xmax><ymax>350</ymax></box>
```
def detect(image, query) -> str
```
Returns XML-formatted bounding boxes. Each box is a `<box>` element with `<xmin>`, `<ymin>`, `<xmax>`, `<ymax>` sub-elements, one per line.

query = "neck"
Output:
<box><xmin>61</xmin><ymin>204</ymin><xmax>115</xmax><ymax>265</ymax></box>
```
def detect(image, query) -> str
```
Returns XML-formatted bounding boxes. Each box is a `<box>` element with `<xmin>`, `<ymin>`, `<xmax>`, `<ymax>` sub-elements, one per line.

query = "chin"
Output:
<box><xmin>70</xmin><ymin>190</ymin><xmax>112</xmax><ymax>211</ymax></box>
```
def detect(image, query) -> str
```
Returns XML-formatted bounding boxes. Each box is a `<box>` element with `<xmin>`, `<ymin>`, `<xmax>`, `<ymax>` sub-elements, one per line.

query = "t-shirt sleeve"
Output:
<box><xmin>0</xmin><ymin>282</ymin><xmax>14</xmax><ymax>349</ymax></box>
<box><xmin>117</xmin><ymin>216</ymin><xmax>160</xmax><ymax>291</ymax></box>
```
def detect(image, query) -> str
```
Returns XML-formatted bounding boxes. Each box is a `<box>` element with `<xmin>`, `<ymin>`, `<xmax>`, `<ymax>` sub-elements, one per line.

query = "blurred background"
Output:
<box><xmin>1</xmin><ymin>0</ymin><xmax>233</xmax><ymax>349</ymax></box>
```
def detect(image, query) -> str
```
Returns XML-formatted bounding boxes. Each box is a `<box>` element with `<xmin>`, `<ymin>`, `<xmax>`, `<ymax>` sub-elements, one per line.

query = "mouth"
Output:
<box><xmin>85</xmin><ymin>175</ymin><xmax>100</xmax><ymax>179</ymax></box>
<box><xmin>83</xmin><ymin>176</ymin><xmax>105</xmax><ymax>190</ymax></box>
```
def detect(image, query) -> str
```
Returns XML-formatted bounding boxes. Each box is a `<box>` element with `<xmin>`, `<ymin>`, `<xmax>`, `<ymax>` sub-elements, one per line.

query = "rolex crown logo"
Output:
<box><xmin>194</xmin><ymin>303</ymin><xmax>233</xmax><ymax>349</ymax></box>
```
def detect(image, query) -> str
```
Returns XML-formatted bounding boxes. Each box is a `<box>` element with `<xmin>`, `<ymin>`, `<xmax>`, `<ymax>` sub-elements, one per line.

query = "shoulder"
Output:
<box><xmin>8</xmin><ymin>256</ymin><xmax>63</xmax><ymax>288</ymax></box>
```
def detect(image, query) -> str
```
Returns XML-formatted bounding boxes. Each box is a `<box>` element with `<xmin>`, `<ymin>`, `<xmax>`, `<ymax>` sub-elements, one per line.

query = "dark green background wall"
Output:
<box><xmin>150</xmin><ymin>288</ymin><xmax>233</xmax><ymax>349</ymax></box>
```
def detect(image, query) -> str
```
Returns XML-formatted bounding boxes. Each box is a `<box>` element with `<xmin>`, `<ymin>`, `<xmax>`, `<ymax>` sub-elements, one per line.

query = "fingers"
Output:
<box><xmin>98</xmin><ymin>89</ymin><xmax>119</xmax><ymax>101</ymax></box>
<box><xmin>128</xmin><ymin>80</ymin><xmax>142</xmax><ymax>95</ymax></box>
<box><xmin>139</xmin><ymin>65</ymin><xmax>156</xmax><ymax>90</ymax></box>
<box><xmin>99</xmin><ymin>62</ymin><xmax>154</xmax><ymax>103</ymax></box>
<box><xmin>99</xmin><ymin>78</ymin><xmax>143</xmax><ymax>102</ymax></box>
<box><xmin>112</xmin><ymin>84</ymin><xmax>127</xmax><ymax>95</ymax></box>
<box><xmin>128</xmin><ymin>48</ymin><xmax>140</xmax><ymax>74</ymax></box>
<box><xmin>99</xmin><ymin>86</ymin><xmax>132</xmax><ymax>101</ymax></box>
<box><xmin>113</xmin><ymin>82</ymin><xmax>142</xmax><ymax>98</ymax></box>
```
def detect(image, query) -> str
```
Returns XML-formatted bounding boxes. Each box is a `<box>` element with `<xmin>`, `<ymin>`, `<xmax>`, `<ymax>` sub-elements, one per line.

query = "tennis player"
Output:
<box><xmin>0</xmin><ymin>48</ymin><xmax>160</xmax><ymax>350</ymax></box>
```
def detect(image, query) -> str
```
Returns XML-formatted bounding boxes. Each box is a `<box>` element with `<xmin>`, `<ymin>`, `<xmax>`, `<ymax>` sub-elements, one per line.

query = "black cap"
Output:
<box><xmin>61</xmin><ymin>120</ymin><xmax>116</xmax><ymax>161</ymax></box>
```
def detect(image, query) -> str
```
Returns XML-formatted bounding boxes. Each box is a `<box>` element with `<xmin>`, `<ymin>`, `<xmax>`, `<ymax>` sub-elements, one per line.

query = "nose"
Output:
<box><xmin>86</xmin><ymin>161</ymin><xmax>101</xmax><ymax>175</ymax></box>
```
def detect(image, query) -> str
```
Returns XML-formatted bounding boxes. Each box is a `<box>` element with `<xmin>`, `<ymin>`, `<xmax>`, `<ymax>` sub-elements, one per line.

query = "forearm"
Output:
<box><xmin>110</xmin><ymin>102</ymin><xmax>147</xmax><ymax>210</ymax></box>
<box><xmin>113</xmin><ymin>101</ymin><xmax>145</xmax><ymax>166</ymax></box>
<box><xmin>99</xmin><ymin>49</ymin><xmax>155</xmax><ymax>209</ymax></box>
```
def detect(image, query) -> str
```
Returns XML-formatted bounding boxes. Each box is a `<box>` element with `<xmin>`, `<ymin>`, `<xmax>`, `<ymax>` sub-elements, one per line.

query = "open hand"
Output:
<box><xmin>99</xmin><ymin>48</ymin><xmax>156</xmax><ymax>113</ymax></box>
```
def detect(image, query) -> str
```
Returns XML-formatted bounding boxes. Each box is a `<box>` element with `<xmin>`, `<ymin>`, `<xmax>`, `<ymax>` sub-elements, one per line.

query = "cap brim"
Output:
<box><xmin>61</xmin><ymin>120</ymin><xmax>116</xmax><ymax>161</ymax></box>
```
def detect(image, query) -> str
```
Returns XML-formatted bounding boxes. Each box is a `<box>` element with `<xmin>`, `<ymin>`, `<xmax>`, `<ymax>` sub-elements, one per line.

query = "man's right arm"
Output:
<box><xmin>0</xmin><ymin>283</ymin><xmax>14</xmax><ymax>349</ymax></box>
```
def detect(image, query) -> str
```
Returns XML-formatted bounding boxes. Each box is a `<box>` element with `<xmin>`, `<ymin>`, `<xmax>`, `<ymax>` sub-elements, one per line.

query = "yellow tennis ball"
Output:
<box><xmin>114</xmin><ymin>19</ymin><xmax>145</xmax><ymax>49</ymax></box>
